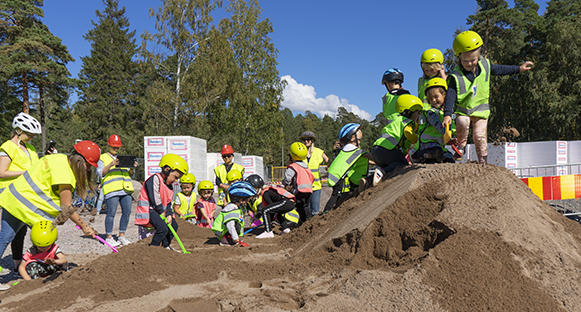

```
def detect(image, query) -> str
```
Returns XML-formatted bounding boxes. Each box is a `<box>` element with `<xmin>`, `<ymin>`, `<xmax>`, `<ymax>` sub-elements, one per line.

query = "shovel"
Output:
<box><xmin>75</xmin><ymin>226</ymin><xmax>118</xmax><ymax>253</ymax></box>
<box><xmin>160</xmin><ymin>215</ymin><xmax>191</xmax><ymax>254</ymax></box>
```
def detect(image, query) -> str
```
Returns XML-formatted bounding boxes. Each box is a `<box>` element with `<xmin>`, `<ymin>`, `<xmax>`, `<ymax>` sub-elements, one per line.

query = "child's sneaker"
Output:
<box><xmin>256</xmin><ymin>231</ymin><xmax>274</xmax><ymax>239</ymax></box>
<box><xmin>105</xmin><ymin>237</ymin><xmax>121</xmax><ymax>247</ymax></box>
<box><xmin>281</xmin><ymin>228</ymin><xmax>291</xmax><ymax>234</ymax></box>
<box><xmin>0</xmin><ymin>283</ymin><xmax>10</xmax><ymax>291</ymax></box>
<box><xmin>117</xmin><ymin>236</ymin><xmax>131</xmax><ymax>246</ymax></box>
<box><xmin>453</xmin><ymin>146</ymin><xmax>464</xmax><ymax>161</ymax></box>
<box><xmin>372</xmin><ymin>167</ymin><xmax>385</xmax><ymax>186</ymax></box>
<box><xmin>358</xmin><ymin>177</ymin><xmax>368</xmax><ymax>193</ymax></box>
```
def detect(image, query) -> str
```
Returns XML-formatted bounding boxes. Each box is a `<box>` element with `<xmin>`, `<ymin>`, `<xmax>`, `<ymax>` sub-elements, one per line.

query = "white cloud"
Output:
<box><xmin>280</xmin><ymin>75</ymin><xmax>373</xmax><ymax>120</ymax></box>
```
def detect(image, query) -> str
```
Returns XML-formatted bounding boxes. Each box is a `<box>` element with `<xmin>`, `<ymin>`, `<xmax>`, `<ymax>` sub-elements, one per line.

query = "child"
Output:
<box><xmin>19</xmin><ymin>221</ymin><xmax>67</xmax><ymax>280</ymax></box>
<box><xmin>172</xmin><ymin>173</ymin><xmax>197</xmax><ymax>223</ymax></box>
<box><xmin>255</xmin><ymin>185</ymin><xmax>296</xmax><ymax>238</ymax></box>
<box><xmin>412</xmin><ymin>78</ymin><xmax>456</xmax><ymax>163</ymax></box>
<box><xmin>244</xmin><ymin>174</ymin><xmax>266</xmax><ymax>227</ymax></box>
<box><xmin>135</xmin><ymin>154</ymin><xmax>188</xmax><ymax>248</ymax></box>
<box><xmin>442</xmin><ymin>30</ymin><xmax>533</xmax><ymax>164</ymax></box>
<box><xmin>381</xmin><ymin>68</ymin><xmax>411</xmax><ymax>119</ymax></box>
<box><xmin>195</xmin><ymin>180</ymin><xmax>216</xmax><ymax>228</ymax></box>
<box><xmin>372</xmin><ymin>94</ymin><xmax>423</xmax><ymax>186</ymax></box>
<box><xmin>214</xmin><ymin>145</ymin><xmax>245</xmax><ymax>206</ymax></box>
<box><xmin>418</xmin><ymin>48</ymin><xmax>447</xmax><ymax>108</ymax></box>
<box><xmin>282</xmin><ymin>142</ymin><xmax>314</xmax><ymax>224</ymax></box>
<box><xmin>211</xmin><ymin>181</ymin><xmax>257</xmax><ymax>246</ymax></box>
<box><xmin>322</xmin><ymin>123</ymin><xmax>373</xmax><ymax>213</ymax></box>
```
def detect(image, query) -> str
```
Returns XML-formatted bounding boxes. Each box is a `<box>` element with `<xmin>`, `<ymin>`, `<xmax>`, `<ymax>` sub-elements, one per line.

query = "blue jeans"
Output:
<box><xmin>0</xmin><ymin>209</ymin><xmax>27</xmax><ymax>262</ymax></box>
<box><xmin>309</xmin><ymin>189</ymin><xmax>322</xmax><ymax>216</ymax></box>
<box><xmin>105</xmin><ymin>194</ymin><xmax>132</xmax><ymax>235</ymax></box>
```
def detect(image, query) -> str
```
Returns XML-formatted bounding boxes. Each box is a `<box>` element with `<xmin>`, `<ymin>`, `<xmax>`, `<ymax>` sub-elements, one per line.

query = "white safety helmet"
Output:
<box><xmin>12</xmin><ymin>112</ymin><xmax>41</xmax><ymax>134</ymax></box>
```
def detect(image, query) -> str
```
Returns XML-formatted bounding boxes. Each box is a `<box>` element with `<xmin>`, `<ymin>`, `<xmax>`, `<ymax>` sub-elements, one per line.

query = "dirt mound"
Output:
<box><xmin>2</xmin><ymin>163</ymin><xmax>581</xmax><ymax>311</ymax></box>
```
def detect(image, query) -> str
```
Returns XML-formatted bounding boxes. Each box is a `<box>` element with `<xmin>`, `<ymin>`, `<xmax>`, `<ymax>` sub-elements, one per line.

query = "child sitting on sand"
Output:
<box><xmin>19</xmin><ymin>221</ymin><xmax>67</xmax><ymax>280</ymax></box>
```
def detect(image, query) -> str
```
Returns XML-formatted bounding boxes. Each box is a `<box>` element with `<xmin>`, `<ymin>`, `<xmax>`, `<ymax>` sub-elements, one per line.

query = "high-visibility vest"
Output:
<box><xmin>288</xmin><ymin>163</ymin><xmax>314</xmax><ymax>194</ymax></box>
<box><xmin>195</xmin><ymin>198</ymin><xmax>216</xmax><ymax>228</ymax></box>
<box><xmin>214</xmin><ymin>163</ymin><xmax>245</xmax><ymax>206</ymax></box>
<box><xmin>211</xmin><ymin>207</ymin><xmax>244</xmax><ymax>240</ymax></box>
<box><xmin>0</xmin><ymin>154</ymin><xmax>74</xmax><ymax>226</ymax></box>
<box><xmin>173</xmin><ymin>192</ymin><xmax>197</xmax><ymax>217</ymax></box>
<box><xmin>306</xmin><ymin>147</ymin><xmax>325</xmax><ymax>191</ymax></box>
<box><xmin>282</xmin><ymin>209</ymin><xmax>300</xmax><ymax>224</ymax></box>
<box><xmin>100</xmin><ymin>153</ymin><xmax>134</xmax><ymax>195</ymax></box>
<box><xmin>0</xmin><ymin>140</ymin><xmax>39</xmax><ymax>192</ymax></box>
<box><xmin>373</xmin><ymin>113</ymin><xmax>414</xmax><ymax>151</ymax></box>
<box><xmin>327</xmin><ymin>148</ymin><xmax>369</xmax><ymax>191</ymax></box>
<box><xmin>418</xmin><ymin>107</ymin><xmax>446</xmax><ymax>147</ymax></box>
<box><xmin>261</xmin><ymin>186</ymin><xmax>295</xmax><ymax>207</ymax></box>
<box><xmin>382</xmin><ymin>92</ymin><xmax>398</xmax><ymax>119</ymax></box>
<box><xmin>135</xmin><ymin>173</ymin><xmax>173</xmax><ymax>226</ymax></box>
<box><xmin>417</xmin><ymin>77</ymin><xmax>433</xmax><ymax>110</ymax></box>
<box><xmin>24</xmin><ymin>244</ymin><xmax>59</xmax><ymax>266</ymax></box>
<box><xmin>448</xmin><ymin>58</ymin><xmax>491</xmax><ymax>119</ymax></box>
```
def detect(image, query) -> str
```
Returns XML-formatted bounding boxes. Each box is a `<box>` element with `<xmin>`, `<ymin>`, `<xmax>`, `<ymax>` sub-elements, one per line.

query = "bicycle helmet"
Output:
<box><xmin>30</xmin><ymin>220</ymin><xmax>57</xmax><ymax>247</ymax></box>
<box><xmin>420</xmin><ymin>48</ymin><xmax>444</xmax><ymax>64</ymax></box>
<box><xmin>227</xmin><ymin>181</ymin><xmax>257</xmax><ymax>198</ymax></box>
<box><xmin>290</xmin><ymin>142</ymin><xmax>308</xmax><ymax>161</ymax></box>
<box><xmin>180</xmin><ymin>173</ymin><xmax>196</xmax><ymax>184</ymax></box>
<box><xmin>74</xmin><ymin>141</ymin><xmax>101</xmax><ymax>167</ymax></box>
<box><xmin>245</xmin><ymin>174</ymin><xmax>264</xmax><ymax>190</ymax></box>
<box><xmin>226</xmin><ymin>169</ymin><xmax>242</xmax><ymax>182</ymax></box>
<box><xmin>453</xmin><ymin>31</ymin><xmax>483</xmax><ymax>56</ymax></box>
<box><xmin>381</xmin><ymin>68</ymin><xmax>404</xmax><ymax>85</ymax></box>
<box><xmin>12</xmin><ymin>112</ymin><xmax>41</xmax><ymax>134</ymax></box>
<box><xmin>299</xmin><ymin>131</ymin><xmax>317</xmax><ymax>142</ymax></box>
<box><xmin>338</xmin><ymin>123</ymin><xmax>361</xmax><ymax>144</ymax></box>
<box><xmin>159</xmin><ymin>154</ymin><xmax>188</xmax><ymax>174</ymax></box>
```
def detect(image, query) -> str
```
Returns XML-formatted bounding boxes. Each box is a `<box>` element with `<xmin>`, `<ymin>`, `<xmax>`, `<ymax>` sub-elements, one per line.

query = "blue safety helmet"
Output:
<box><xmin>381</xmin><ymin>68</ymin><xmax>404</xmax><ymax>85</ymax></box>
<box><xmin>338</xmin><ymin>123</ymin><xmax>362</xmax><ymax>144</ymax></box>
<box><xmin>227</xmin><ymin>181</ymin><xmax>258</xmax><ymax>198</ymax></box>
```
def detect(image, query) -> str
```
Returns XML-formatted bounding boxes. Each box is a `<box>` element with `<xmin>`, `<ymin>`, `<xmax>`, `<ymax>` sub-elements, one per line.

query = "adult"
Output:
<box><xmin>0</xmin><ymin>141</ymin><xmax>98</xmax><ymax>290</ymax></box>
<box><xmin>0</xmin><ymin>112</ymin><xmax>42</xmax><ymax>275</ymax></box>
<box><xmin>97</xmin><ymin>134</ymin><xmax>135</xmax><ymax>247</ymax></box>
<box><xmin>45</xmin><ymin>139</ymin><xmax>57</xmax><ymax>155</ymax></box>
<box><xmin>214</xmin><ymin>145</ymin><xmax>245</xmax><ymax>206</ymax></box>
<box><xmin>299</xmin><ymin>131</ymin><xmax>329</xmax><ymax>216</ymax></box>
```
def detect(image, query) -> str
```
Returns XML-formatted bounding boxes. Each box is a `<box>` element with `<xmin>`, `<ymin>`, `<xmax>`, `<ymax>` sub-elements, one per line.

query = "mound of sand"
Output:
<box><xmin>2</xmin><ymin>163</ymin><xmax>581</xmax><ymax>312</ymax></box>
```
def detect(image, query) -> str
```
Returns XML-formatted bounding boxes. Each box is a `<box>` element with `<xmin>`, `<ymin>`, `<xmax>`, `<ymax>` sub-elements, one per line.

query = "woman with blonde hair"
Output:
<box><xmin>0</xmin><ymin>141</ymin><xmax>99</xmax><ymax>290</ymax></box>
<box><xmin>299</xmin><ymin>131</ymin><xmax>329</xmax><ymax>216</ymax></box>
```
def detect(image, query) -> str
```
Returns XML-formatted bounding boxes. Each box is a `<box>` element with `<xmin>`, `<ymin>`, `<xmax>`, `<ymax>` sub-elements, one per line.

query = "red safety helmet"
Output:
<box><xmin>74</xmin><ymin>141</ymin><xmax>101</xmax><ymax>167</ymax></box>
<box><xmin>108</xmin><ymin>134</ymin><xmax>122</xmax><ymax>147</ymax></box>
<box><xmin>221</xmin><ymin>144</ymin><xmax>234</xmax><ymax>155</ymax></box>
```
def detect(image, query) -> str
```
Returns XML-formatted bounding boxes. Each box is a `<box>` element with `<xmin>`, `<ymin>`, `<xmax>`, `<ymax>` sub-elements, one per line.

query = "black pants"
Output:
<box><xmin>323</xmin><ymin>179</ymin><xmax>357</xmax><ymax>213</ymax></box>
<box><xmin>295</xmin><ymin>192</ymin><xmax>312</xmax><ymax>223</ymax></box>
<box><xmin>371</xmin><ymin>145</ymin><xmax>408</xmax><ymax>172</ymax></box>
<box><xmin>26</xmin><ymin>261</ymin><xmax>66</xmax><ymax>279</ymax></box>
<box><xmin>149</xmin><ymin>210</ymin><xmax>178</xmax><ymax>247</ymax></box>
<box><xmin>262</xmin><ymin>190</ymin><xmax>295</xmax><ymax>232</ymax></box>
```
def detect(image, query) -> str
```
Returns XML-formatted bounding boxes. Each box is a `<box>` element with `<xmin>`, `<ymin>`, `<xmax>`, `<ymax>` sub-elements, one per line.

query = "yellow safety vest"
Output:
<box><xmin>173</xmin><ymin>192</ymin><xmax>197</xmax><ymax>216</ymax></box>
<box><xmin>100</xmin><ymin>153</ymin><xmax>133</xmax><ymax>195</ymax></box>
<box><xmin>0</xmin><ymin>154</ymin><xmax>75</xmax><ymax>226</ymax></box>
<box><xmin>0</xmin><ymin>140</ymin><xmax>39</xmax><ymax>192</ymax></box>
<box><xmin>306</xmin><ymin>147</ymin><xmax>325</xmax><ymax>191</ymax></box>
<box><xmin>214</xmin><ymin>163</ymin><xmax>245</xmax><ymax>206</ymax></box>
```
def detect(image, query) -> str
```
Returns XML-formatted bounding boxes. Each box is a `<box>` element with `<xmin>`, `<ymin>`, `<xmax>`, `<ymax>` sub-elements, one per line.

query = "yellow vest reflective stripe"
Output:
<box><xmin>174</xmin><ymin>192</ymin><xmax>197</xmax><ymax>216</ymax></box>
<box><xmin>449</xmin><ymin>58</ymin><xmax>491</xmax><ymax>119</ymax></box>
<box><xmin>373</xmin><ymin>114</ymin><xmax>413</xmax><ymax>151</ymax></box>
<box><xmin>283</xmin><ymin>209</ymin><xmax>300</xmax><ymax>224</ymax></box>
<box><xmin>288</xmin><ymin>163</ymin><xmax>314</xmax><ymax>193</ymax></box>
<box><xmin>211</xmin><ymin>208</ymin><xmax>244</xmax><ymax>239</ymax></box>
<box><xmin>0</xmin><ymin>140</ymin><xmax>39</xmax><ymax>191</ymax></box>
<box><xmin>214</xmin><ymin>163</ymin><xmax>245</xmax><ymax>205</ymax></box>
<box><xmin>307</xmin><ymin>147</ymin><xmax>324</xmax><ymax>191</ymax></box>
<box><xmin>0</xmin><ymin>155</ymin><xmax>74</xmax><ymax>226</ymax></box>
<box><xmin>100</xmin><ymin>153</ymin><xmax>134</xmax><ymax>195</ymax></box>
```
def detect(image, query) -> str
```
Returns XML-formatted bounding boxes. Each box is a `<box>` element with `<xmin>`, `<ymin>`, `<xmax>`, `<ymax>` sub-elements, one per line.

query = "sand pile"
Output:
<box><xmin>2</xmin><ymin>163</ymin><xmax>581</xmax><ymax>311</ymax></box>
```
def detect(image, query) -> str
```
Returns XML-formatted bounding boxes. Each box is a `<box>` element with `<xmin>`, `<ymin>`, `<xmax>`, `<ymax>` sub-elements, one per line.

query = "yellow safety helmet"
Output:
<box><xmin>30</xmin><ymin>221</ymin><xmax>57</xmax><ymax>247</ymax></box>
<box><xmin>290</xmin><ymin>142</ymin><xmax>308</xmax><ymax>161</ymax></box>
<box><xmin>453</xmin><ymin>30</ymin><xmax>483</xmax><ymax>56</ymax></box>
<box><xmin>198</xmin><ymin>180</ymin><xmax>214</xmax><ymax>191</ymax></box>
<box><xmin>180</xmin><ymin>173</ymin><xmax>196</xmax><ymax>184</ymax></box>
<box><xmin>227</xmin><ymin>169</ymin><xmax>242</xmax><ymax>182</ymax></box>
<box><xmin>395</xmin><ymin>94</ymin><xmax>424</xmax><ymax>114</ymax></box>
<box><xmin>159</xmin><ymin>154</ymin><xmax>188</xmax><ymax>174</ymax></box>
<box><xmin>424</xmin><ymin>77</ymin><xmax>448</xmax><ymax>95</ymax></box>
<box><xmin>420</xmin><ymin>48</ymin><xmax>444</xmax><ymax>64</ymax></box>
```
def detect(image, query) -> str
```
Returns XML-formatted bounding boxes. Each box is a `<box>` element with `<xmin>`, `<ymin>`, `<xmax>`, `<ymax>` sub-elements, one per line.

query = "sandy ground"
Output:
<box><xmin>2</xmin><ymin>163</ymin><xmax>581</xmax><ymax>311</ymax></box>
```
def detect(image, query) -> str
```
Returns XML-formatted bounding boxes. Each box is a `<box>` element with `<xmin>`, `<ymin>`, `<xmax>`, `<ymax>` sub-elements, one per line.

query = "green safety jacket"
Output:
<box><xmin>418</xmin><ymin>108</ymin><xmax>446</xmax><ymax>148</ymax></box>
<box><xmin>100</xmin><ymin>153</ymin><xmax>133</xmax><ymax>196</ymax></box>
<box><xmin>417</xmin><ymin>77</ymin><xmax>432</xmax><ymax>110</ymax></box>
<box><xmin>306</xmin><ymin>147</ymin><xmax>325</xmax><ymax>191</ymax></box>
<box><xmin>373</xmin><ymin>113</ymin><xmax>414</xmax><ymax>152</ymax></box>
<box><xmin>448</xmin><ymin>58</ymin><xmax>491</xmax><ymax>119</ymax></box>
<box><xmin>328</xmin><ymin>148</ymin><xmax>368</xmax><ymax>191</ymax></box>
<box><xmin>211</xmin><ymin>207</ymin><xmax>244</xmax><ymax>240</ymax></box>
<box><xmin>382</xmin><ymin>92</ymin><xmax>398</xmax><ymax>119</ymax></box>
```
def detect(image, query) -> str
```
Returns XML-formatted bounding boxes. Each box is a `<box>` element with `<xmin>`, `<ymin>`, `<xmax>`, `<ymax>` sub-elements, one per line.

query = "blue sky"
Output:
<box><xmin>42</xmin><ymin>0</ymin><xmax>547</xmax><ymax>121</ymax></box>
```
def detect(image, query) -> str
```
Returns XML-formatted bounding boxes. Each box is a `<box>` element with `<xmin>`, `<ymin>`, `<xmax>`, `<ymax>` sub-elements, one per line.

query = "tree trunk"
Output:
<box><xmin>22</xmin><ymin>72</ymin><xmax>29</xmax><ymax>114</ymax></box>
<box><xmin>39</xmin><ymin>85</ymin><xmax>46</xmax><ymax>153</ymax></box>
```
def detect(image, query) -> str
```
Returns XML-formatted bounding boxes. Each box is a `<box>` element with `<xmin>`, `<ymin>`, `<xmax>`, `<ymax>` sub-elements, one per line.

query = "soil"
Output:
<box><xmin>2</xmin><ymin>163</ymin><xmax>581</xmax><ymax>311</ymax></box>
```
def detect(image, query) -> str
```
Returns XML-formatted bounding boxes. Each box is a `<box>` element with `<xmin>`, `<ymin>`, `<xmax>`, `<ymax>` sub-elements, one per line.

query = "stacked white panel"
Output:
<box><xmin>241</xmin><ymin>156</ymin><xmax>264</xmax><ymax>179</ymax></box>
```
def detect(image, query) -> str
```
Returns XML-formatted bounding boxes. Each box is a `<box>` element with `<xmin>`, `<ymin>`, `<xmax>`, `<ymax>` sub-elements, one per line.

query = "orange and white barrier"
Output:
<box><xmin>521</xmin><ymin>174</ymin><xmax>581</xmax><ymax>201</ymax></box>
